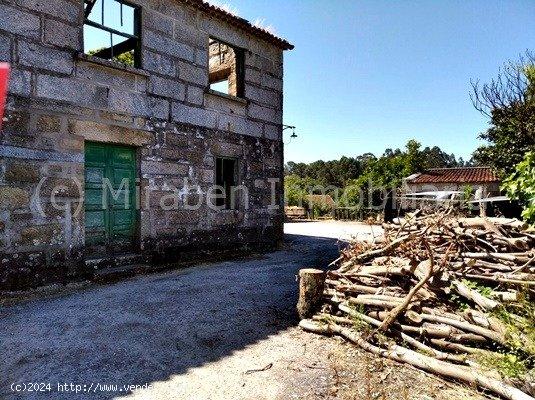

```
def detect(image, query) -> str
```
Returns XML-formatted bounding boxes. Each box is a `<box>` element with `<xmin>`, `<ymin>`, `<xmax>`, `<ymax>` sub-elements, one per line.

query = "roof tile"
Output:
<box><xmin>407</xmin><ymin>167</ymin><xmax>499</xmax><ymax>184</ymax></box>
<box><xmin>184</xmin><ymin>0</ymin><xmax>294</xmax><ymax>50</ymax></box>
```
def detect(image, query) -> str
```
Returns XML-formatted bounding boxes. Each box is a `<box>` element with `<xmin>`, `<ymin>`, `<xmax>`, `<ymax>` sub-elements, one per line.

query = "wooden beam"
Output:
<box><xmin>91</xmin><ymin>37</ymin><xmax>136</xmax><ymax>60</ymax></box>
<box><xmin>209</xmin><ymin>66</ymin><xmax>232</xmax><ymax>84</ymax></box>
<box><xmin>84</xmin><ymin>0</ymin><xmax>98</xmax><ymax>18</ymax></box>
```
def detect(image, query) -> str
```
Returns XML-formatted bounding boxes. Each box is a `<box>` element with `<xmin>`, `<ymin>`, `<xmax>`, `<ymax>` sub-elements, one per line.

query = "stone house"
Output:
<box><xmin>0</xmin><ymin>0</ymin><xmax>293</xmax><ymax>290</ymax></box>
<box><xmin>403</xmin><ymin>167</ymin><xmax>501</xmax><ymax>196</ymax></box>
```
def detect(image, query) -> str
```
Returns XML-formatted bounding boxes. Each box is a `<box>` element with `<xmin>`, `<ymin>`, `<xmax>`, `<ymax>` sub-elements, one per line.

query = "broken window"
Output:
<box><xmin>83</xmin><ymin>0</ymin><xmax>141</xmax><ymax>67</ymax></box>
<box><xmin>215</xmin><ymin>157</ymin><xmax>238</xmax><ymax>209</ymax></box>
<box><xmin>208</xmin><ymin>38</ymin><xmax>245</xmax><ymax>98</ymax></box>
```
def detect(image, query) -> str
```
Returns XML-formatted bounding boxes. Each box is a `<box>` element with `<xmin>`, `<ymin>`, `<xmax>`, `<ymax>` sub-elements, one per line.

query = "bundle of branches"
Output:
<box><xmin>299</xmin><ymin>210</ymin><xmax>535</xmax><ymax>400</ymax></box>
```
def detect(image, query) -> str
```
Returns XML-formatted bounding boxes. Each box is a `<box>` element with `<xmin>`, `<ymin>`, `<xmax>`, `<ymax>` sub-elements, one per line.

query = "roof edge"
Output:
<box><xmin>404</xmin><ymin>166</ymin><xmax>500</xmax><ymax>184</ymax></box>
<box><xmin>424</xmin><ymin>166</ymin><xmax>494</xmax><ymax>171</ymax></box>
<box><xmin>184</xmin><ymin>0</ymin><xmax>294</xmax><ymax>50</ymax></box>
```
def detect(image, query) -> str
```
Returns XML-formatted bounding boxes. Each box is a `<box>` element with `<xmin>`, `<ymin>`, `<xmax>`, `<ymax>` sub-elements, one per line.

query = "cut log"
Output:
<box><xmin>331</xmin><ymin>307</ymin><xmax>466</xmax><ymax>363</ymax></box>
<box><xmin>451</xmin><ymin>280</ymin><xmax>500</xmax><ymax>311</ymax></box>
<box><xmin>471</xmin><ymin>260</ymin><xmax>514</xmax><ymax>272</ymax></box>
<box><xmin>299</xmin><ymin>320</ymin><xmax>533</xmax><ymax>400</ymax></box>
<box><xmin>355</xmin><ymin>266</ymin><xmax>405</xmax><ymax>276</ymax></box>
<box><xmin>343</xmin><ymin>303</ymin><xmax>485</xmax><ymax>343</ymax></box>
<box><xmin>429</xmin><ymin>338</ymin><xmax>480</xmax><ymax>354</ymax></box>
<box><xmin>356</xmin><ymin>294</ymin><xmax>405</xmax><ymax>302</ymax></box>
<box><xmin>378</xmin><ymin>259</ymin><xmax>434</xmax><ymax>332</ymax></box>
<box><xmin>463</xmin><ymin>309</ymin><xmax>509</xmax><ymax>337</ymax></box>
<box><xmin>421</xmin><ymin>307</ymin><xmax>467</xmax><ymax>322</ymax></box>
<box><xmin>457</xmin><ymin>217</ymin><xmax>528</xmax><ymax>230</ymax></box>
<box><xmin>457</xmin><ymin>273</ymin><xmax>535</xmax><ymax>287</ymax></box>
<box><xmin>339</xmin><ymin>235</ymin><xmax>414</xmax><ymax>272</ymax></box>
<box><xmin>408</xmin><ymin>323</ymin><xmax>488</xmax><ymax>343</ymax></box>
<box><xmin>335</xmin><ymin>283</ymin><xmax>402</xmax><ymax>296</ymax></box>
<box><xmin>420</xmin><ymin>313</ymin><xmax>506</xmax><ymax>345</ymax></box>
<box><xmin>347</xmin><ymin>296</ymin><xmax>405</xmax><ymax>309</ymax></box>
<box><xmin>492</xmin><ymin>237</ymin><xmax>532</xmax><ymax>251</ymax></box>
<box><xmin>460</xmin><ymin>252</ymin><xmax>532</xmax><ymax>264</ymax></box>
<box><xmin>296</xmin><ymin>268</ymin><xmax>326</xmax><ymax>319</ymax></box>
<box><xmin>491</xmin><ymin>291</ymin><xmax>520</xmax><ymax>302</ymax></box>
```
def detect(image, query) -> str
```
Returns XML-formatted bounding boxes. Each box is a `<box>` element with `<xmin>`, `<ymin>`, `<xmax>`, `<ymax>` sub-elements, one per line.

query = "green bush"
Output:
<box><xmin>501</xmin><ymin>151</ymin><xmax>535</xmax><ymax>224</ymax></box>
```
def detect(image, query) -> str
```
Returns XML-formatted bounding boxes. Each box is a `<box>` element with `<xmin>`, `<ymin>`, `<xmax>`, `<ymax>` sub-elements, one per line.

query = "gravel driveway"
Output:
<box><xmin>1</xmin><ymin>222</ymin><xmax>377</xmax><ymax>400</ymax></box>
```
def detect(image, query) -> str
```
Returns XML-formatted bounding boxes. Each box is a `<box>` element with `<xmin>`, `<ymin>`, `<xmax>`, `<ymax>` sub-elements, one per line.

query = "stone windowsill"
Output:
<box><xmin>205</xmin><ymin>89</ymin><xmax>248</xmax><ymax>106</ymax></box>
<box><xmin>75</xmin><ymin>53</ymin><xmax>150</xmax><ymax>78</ymax></box>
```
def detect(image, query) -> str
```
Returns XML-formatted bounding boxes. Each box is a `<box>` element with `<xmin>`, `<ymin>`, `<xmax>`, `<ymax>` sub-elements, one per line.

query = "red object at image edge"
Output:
<box><xmin>0</xmin><ymin>63</ymin><xmax>10</xmax><ymax>129</ymax></box>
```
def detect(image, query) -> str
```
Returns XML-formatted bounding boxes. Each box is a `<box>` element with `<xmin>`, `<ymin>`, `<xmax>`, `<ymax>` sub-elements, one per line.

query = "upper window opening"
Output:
<box><xmin>84</xmin><ymin>0</ymin><xmax>141</xmax><ymax>68</ymax></box>
<box><xmin>208</xmin><ymin>38</ymin><xmax>245</xmax><ymax>98</ymax></box>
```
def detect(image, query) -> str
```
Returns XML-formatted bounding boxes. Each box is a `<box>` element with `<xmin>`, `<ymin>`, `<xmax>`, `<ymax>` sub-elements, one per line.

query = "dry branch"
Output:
<box><xmin>300</xmin><ymin>319</ymin><xmax>533</xmax><ymax>400</ymax></box>
<box><xmin>378</xmin><ymin>258</ymin><xmax>434</xmax><ymax>332</ymax></box>
<box><xmin>298</xmin><ymin>210</ymin><xmax>535</xmax><ymax>399</ymax></box>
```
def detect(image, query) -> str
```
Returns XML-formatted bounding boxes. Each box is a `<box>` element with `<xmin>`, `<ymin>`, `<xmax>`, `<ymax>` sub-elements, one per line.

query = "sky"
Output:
<box><xmin>210</xmin><ymin>0</ymin><xmax>535</xmax><ymax>163</ymax></box>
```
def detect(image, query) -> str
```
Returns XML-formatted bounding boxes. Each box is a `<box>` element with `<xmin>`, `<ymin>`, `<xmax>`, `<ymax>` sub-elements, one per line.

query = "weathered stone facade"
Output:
<box><xmin>0</xmin><ymin>0</ymin><xmax>292</xmax><ymax>290</ymax></box>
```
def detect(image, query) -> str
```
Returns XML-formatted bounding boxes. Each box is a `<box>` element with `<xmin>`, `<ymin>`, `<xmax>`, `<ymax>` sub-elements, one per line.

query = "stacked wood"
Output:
<box><xmin>299</xmin><ymin>210</ymin><xmax>535</xmax><ymax>400</ymax></box>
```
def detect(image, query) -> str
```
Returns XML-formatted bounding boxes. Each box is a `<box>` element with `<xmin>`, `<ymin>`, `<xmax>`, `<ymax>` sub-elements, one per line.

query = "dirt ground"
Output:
<box><xmin>1</xmin><ymin>221</ymin><xmax>486</xmax><ymax>400</ymax></box>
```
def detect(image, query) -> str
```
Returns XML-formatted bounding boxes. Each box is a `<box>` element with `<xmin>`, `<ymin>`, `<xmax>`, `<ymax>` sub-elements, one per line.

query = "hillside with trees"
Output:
<box><xmin>286</xmin><ymin>52</ymin><xmax>535</xmax><ymax>223</ymax></box>
<box><xmin>285</xmin><ymin>140</ymin><xmax>471</xmax><ymax>208</ymax></box>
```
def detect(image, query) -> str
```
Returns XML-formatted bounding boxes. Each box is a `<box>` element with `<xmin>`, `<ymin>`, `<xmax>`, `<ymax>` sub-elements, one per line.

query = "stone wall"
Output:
<box><xmin>405</xmin><ymin>182</ymin><xmax>501</xmax><ymax>196</ymax></box>
<box><xmin>0</xmin><ymin>0</ymin><xmax>288</xmax><ymax>290</ymax></box>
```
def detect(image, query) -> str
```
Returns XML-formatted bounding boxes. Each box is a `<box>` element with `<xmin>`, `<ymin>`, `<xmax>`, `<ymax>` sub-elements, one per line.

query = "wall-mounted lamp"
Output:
<box><xmin>282</xmin><ymin>124</ymin><xmax>297</xmax><ymax>144</ymax></box>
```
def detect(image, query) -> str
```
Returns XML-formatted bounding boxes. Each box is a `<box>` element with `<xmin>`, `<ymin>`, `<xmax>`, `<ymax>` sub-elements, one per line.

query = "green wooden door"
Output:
<box><xmin>85</xmin><ymin>142</ymin><xmax>137</xmax><ymax>254</ymax></box>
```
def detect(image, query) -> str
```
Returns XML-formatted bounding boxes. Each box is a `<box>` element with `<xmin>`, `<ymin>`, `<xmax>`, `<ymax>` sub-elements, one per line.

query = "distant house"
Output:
<box><xmin>404</xmin><ymin>167</ymin><xmax>501</xmax><ymax>197</ymax></box>
<box><xmin>305</xmin><ymin>194</ymin><xmax>336</xmax><ymax>209</ymax></box>
<box><xmin>304</xmin><ymin>194</ymin><xmax>336</xmax><ymax>219</ymax></box>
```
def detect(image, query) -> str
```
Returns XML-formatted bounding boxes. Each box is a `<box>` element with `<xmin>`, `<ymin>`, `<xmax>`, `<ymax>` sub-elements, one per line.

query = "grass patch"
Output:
<box><xmin>461</xmin><ymin>279</ymin><xmax>493</xmax><ymax>297</ymax></box>
<box><xmin>473</xmin><ymin>351</ymin><xmax>528</xmax><ymax>380</ymax></box>
<box><xmin>345</xmin><ymin>304</ymin><xmax>372</xmax><ymax>333</ymax></box>
<box><xmin>448</xmin><ymin>279</ymin><xmax>493</xmax><ymax>311</ymax></box>
<box><xmin>492</xmin><ymin>295</ymin><xmax>535</xmax><ymax>357</ymax></box>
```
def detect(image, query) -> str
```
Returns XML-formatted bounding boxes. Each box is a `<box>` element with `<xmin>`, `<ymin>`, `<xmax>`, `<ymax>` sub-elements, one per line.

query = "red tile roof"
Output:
<box><xmin>183</xmin><ymin>0</ymin><xmax>294</xmax><ymax>50</ymax></box>
<box><xmin>406</xmin><ymin>167</ymin><xmax>500</xmax><ymax>184</ymax></box>
<box><xmin>305</xmin><ymin>194</ymin><xmax>336</xmax><ymax>207</ymax></box>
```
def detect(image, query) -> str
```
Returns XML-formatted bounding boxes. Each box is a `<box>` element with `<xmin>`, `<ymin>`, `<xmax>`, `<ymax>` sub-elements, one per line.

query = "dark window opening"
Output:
<box><xmin>84</xmin><ymin>0</ymin><xmax>141</xmax><ymax>68</ymax></box>
<box><xmin>208</xmin><ymin>38</ymin><xmax>245</xmax><ymax>98</ymax></box>
<box><xmin>215</xmin><ymin>158</ymin><xmax>238</xmax><ymax>209</ymax></box>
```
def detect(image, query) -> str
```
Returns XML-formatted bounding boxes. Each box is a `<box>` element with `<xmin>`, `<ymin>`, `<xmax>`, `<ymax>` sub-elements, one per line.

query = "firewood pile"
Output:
<box><xmin>298</xmin><ymin>210</ymin><xmax>535</xmax><ymax>400</ymax></box>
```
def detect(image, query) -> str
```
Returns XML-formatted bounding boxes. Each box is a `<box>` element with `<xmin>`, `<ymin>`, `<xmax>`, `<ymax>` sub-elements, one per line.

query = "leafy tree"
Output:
<box><xmin>403</xmin><ymin>139</ymin><xmax>424</xmax><ymax>177</ymax></box>
<box><xmin>284</xmin><ymin>174</ymin><xmax>320</xmax><ymax>206</ymax></box>
<box><xmin>340</xmin><ymin>180</ymin><xmax>362</xmax><ymax>207</ymax></box>
<box><xmin>471</xmin><ymin>52</ymin><xmax>535</xmax><ymax>175</ymax></box>
<box><xmin>501</xmin><ymin>151</ymin><xmax>535</xmax><ymax>224</ymax></box>
<box><xmin>286</xmin><ymin>141</ymin><xmax>465</xmax><ymax>187</ymax></box>
<box><xmin>383</xmin><ymin>148</ymin><xmax>402</xmax><ymax>158</ymax></box>
<box><xmin>356</xmin><ymin>153</ymin><xmax>407</xmax><ymax>188</ymax></box>
<box><xmin>284</xmin><ymin>140</ymin><xmax>467</xmax><ymax>212</ymax></box>
<box><xmin>421</xmin><ymin>146</ymin><xmax>462</xmax><ymax>169</ymax></box>
<box><xmin>114</xmin><ymin>50</ymin><xmax>135</xmax><ymax>66</ymax></box>
<box><xmin>87</xmin><ymin>48</ymin><xmax>135</xmax><ymax>67</ymax></box>
<box><xmin>285</xmin><ymin>157</ymin><xmax>365</xmax><ymax>187</ymax></box>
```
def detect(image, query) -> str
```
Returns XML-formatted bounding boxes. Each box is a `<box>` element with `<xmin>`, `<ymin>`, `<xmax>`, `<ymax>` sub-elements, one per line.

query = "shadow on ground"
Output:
<box><xmin>0</xmin><ymin>230</ymin><xmax>344</xmax><ymax>399</ymax></box>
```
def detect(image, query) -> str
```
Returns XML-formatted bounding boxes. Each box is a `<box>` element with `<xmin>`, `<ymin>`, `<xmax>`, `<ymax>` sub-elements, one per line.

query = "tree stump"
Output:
<box><xmin>297</xmin><ymin>268</ymin><xmax>326</xmax><ymax>319</ymax></box>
